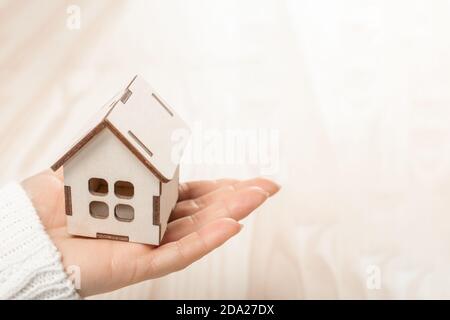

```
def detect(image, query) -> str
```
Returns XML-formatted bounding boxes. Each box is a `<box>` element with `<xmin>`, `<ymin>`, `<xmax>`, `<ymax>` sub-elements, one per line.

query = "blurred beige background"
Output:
<box><xmin>2</xmin><ymin>0</ymin><xmax>450</xmax><ymax>299</ymax></box>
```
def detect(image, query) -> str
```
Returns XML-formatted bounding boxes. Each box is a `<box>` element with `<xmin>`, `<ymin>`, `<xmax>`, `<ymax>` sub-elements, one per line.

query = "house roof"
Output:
<box><xmin>51</xmin><ymin>76</ymin><xmax>191</xmax><ymax>182</ymax></box>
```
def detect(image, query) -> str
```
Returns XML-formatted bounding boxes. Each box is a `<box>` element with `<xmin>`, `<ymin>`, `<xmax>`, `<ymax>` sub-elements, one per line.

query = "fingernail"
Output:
<box><xmin>227</xmin><ymin>187</ymin><xmax>270</xmax><ymax>220</ymax></box>
<box><xmin>271</xmin><ymin>180</ymin><xmax>282</xmax><ymax>193</ymax></box>
<box><xmin>252</xmin><ymin>186</ymin><xmax>270</xmax><ymax>198</ymax></box>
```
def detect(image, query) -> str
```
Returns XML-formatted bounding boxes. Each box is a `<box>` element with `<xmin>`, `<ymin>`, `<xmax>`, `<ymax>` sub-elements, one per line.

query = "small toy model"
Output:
<box><xmin>51</xmin><ymin>75</ymin><xmax>190</xmax><ymax>245</ymax></box>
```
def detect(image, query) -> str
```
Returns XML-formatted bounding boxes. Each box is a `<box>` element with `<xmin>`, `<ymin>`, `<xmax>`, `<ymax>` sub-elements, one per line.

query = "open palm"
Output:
<box><xmin>21</xmin><ymin>169</ymin><xmax>280</xmax><ymax>297</ymax></box>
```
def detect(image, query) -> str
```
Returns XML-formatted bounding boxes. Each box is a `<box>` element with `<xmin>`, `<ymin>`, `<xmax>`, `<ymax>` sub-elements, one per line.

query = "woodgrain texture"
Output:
<box><xmin>2</xmin><ymin>0</ymin><xmax>450</xmax><ymax>299</ymax></box>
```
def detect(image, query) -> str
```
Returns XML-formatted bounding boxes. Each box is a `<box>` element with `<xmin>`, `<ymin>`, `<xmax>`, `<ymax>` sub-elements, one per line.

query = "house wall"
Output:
<box><xmin>159</xmin><ymin>165</ymin><xmax>179</xmax><ymax>239</ymax></box>
<box><xmin>64</xmin><ymin>127</ymin><xmax>161</xmax><ymax>244</ymax></box>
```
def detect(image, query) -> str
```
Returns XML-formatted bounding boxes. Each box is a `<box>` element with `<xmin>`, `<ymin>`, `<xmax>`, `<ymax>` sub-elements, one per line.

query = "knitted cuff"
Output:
<box><xmin>0</xmin><ymin>183</ymin><xmax>79</xmax><ymax>299</ymax></box>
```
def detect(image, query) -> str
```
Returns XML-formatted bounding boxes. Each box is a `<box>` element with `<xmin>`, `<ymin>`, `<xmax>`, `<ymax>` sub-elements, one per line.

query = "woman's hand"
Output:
<box><xmin>22</xmin><ymin>170</ymin><xmax>280</xmax><ymax>297</ymax></box>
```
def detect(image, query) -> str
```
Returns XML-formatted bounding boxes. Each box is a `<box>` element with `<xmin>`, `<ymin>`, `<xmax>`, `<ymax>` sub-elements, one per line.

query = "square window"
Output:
<box><xmin>89</xmin><ymin>178</ymin><xmax>108</xmax><ymax>196</ymax></box>
<box><xmin>115</xmin><ymin>204</ymin><xmax>134</xmax><ymax>222</ymax></box>
<box><xmin>114</xmin><ymin>181</ymin><xmax>134</xmax><ymax>199</ymax></box>
<box><xmin>90</xmin><ymin>201</ymin><xmax>109</xmax><ymax>219</ymax></box>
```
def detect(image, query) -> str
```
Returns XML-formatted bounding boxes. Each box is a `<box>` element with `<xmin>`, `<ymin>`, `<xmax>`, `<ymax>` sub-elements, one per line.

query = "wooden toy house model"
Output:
<box><xmin>51</xmin><ymin>76</ymin><xmax>190</xmax><ymax>245</ymax></box>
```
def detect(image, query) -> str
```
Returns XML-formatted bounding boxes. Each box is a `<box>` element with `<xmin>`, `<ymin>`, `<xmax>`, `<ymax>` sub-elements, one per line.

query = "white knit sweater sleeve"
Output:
<box><xmin>0</xmin><ymin>183</ymin><xmax>79</xmax><ymax>299</ymax></box>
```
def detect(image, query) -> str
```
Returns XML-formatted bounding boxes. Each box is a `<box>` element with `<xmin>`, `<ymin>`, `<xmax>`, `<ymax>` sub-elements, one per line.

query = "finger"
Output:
<box><xmin>234</xmin><ymin>177</ymin><xmax>281</xmax><ymax>196</ymax></box>
<box><xmin>163</xmin><ymin>187</ymin><xmax>268</xmax><ymax>243</ymax></box>
<box><xmin>22</xmin><ymin>170</ymin><xmax>66</xmax><ymax>229</ymax></box>
<box><xmin>53</xmin><ymin>168</ymin><xmax>64</xmax><ymax>182</ymax></box>
<box><xmin>171</xmin><ymin>177</ymin><xmax>280</xmax><ymax>221</ymax></box>
<box><xmin>141</xmin><ymin>218</ymin><xmax>242</xmax><ymax>279</ymax></box>
<box><xmin>178</xmin><ymin>179</ymin><xmax>239</xmax><ymax>201</ymax></box>
<box><xmin>23</xmin><ymin>168</ymin><xmax>62</xmax><ymax>183</ymax></box>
